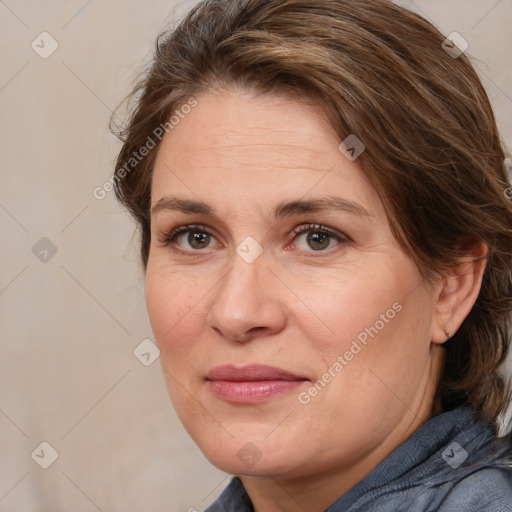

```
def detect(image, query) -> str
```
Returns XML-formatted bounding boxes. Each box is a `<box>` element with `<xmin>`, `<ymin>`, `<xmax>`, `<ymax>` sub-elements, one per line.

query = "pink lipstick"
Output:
<box><xmin>206</xmin><ymin>364</ymin><xmax>308</xmax><ymax>404</ymax></box>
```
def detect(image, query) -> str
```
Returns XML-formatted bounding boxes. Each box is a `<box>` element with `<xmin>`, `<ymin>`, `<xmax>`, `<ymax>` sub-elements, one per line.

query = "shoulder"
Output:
<box><xmin>204</xmin><ymin>477</ymin><xmax>253</xmax><ymax>512</ymax></box>
<box><xmin>437</xmin><ymin>465</ymin><xmax>512</xmax><ymax>512</ymax></box>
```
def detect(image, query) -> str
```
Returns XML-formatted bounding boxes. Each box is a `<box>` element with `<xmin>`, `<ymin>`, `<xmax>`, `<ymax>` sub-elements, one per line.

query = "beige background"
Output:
<box><xmin>1</xmin><ymin>1</ymin><xmax>511</xmax><ymax>511</ymax></box>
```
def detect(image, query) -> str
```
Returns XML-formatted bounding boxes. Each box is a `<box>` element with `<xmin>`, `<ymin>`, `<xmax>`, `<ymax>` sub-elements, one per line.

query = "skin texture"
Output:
<box><xmin>145</xmin><ymin>88</ymin><xmax>487</xmax><ymax>512</ymax></box>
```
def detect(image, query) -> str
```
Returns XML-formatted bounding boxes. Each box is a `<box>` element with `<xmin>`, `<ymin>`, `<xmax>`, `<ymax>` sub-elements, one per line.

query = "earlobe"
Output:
<box><xmin>431</xmin><ymin>241</ymin><xmax>488</xmax><ymax>344</ymax></box>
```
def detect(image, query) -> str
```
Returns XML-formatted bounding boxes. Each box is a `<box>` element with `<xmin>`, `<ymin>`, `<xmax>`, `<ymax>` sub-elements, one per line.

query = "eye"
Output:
<box><xmin>159</xmin><ymin>222</ymin><xmax>348</xmax><ymax>254</ymax></box>
<box><xmin>160</xmin><ymin>224</ymin><xmax>218</xmax><ymax>251</ymax></box>
<box><xmin>289</xmin><ymin>223</ymin><xmax>347</xmax><ymax>253</ymax></box>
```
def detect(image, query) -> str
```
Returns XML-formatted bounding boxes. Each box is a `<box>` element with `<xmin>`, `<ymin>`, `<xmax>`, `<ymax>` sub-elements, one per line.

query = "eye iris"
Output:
<box><xmin>188</xmin><ymin>231</ymin><xmax>210</xmax><ymax>249</ymax></box>
<box><xmin>307</xmin><ymin>231</ymin><xmax>329</xmax><ymax>250</ymax></box>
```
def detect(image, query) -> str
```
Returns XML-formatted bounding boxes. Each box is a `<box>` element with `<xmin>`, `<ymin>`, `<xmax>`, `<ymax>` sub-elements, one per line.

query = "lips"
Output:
<box><xmin>206</xmin><ymin>364</ymin><xmax>307</xmax><ymax>382</ymax></box>
<box><xmin>205</xmin><ymin>364</ymin><xmax>309</xmax><ymax>404</ymax></box>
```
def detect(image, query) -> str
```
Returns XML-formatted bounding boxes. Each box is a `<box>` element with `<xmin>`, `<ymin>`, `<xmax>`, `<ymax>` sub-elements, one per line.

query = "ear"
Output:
<box><xmin>431</xmin><ymin>240</ymin><xmax>488</xmax><ymax>344</ymax></box>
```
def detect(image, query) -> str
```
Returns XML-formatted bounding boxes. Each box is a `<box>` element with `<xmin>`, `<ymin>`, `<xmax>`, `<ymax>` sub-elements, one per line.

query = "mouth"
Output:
<box><xmin>205</xmin><ymin>364</ymin><xmax>310</xmax><ymax>404</ymax></box>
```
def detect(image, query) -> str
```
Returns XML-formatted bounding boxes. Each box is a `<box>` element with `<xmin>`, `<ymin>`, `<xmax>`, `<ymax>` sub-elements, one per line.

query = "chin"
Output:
<box><xmin>205</xmin><ymin>448</ymin><xmax>296</xmax><ymax>477</ymax></box>
<box><xmin>194</xmin><ymin>432</ymin><xmax>307</xmax><ymax>478</ymax></box>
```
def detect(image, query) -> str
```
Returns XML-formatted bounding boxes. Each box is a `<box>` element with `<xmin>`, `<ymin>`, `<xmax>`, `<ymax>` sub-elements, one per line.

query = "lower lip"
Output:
<box><xmin>207</xmin><ymin>379</ymin><xmax>307</xmax><ymax>403</ymax></box>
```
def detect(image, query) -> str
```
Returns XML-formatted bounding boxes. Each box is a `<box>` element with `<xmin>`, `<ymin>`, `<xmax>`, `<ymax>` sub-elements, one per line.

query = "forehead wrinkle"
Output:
<box><xmin>196</xmin><ymin>142</ymin><xmax>326</xmax><ymax>153</ymax></box>
<box><xmin>193</xmin><ymin>142</ymin><xmax>329</xmax><ymax>171</ymax></box>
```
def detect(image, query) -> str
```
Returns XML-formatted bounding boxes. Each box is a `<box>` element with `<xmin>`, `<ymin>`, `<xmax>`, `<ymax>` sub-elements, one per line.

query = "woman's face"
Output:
<box><xmin>146</xmin><ymin>88</ymin><xmax>444</xmax><ymax>479</ymax></box>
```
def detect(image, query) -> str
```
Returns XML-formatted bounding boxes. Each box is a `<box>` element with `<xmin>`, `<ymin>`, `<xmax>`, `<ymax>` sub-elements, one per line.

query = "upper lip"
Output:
<box><xmin>206</xmin><ymin>364</ymin><xmax>308</xmax><ymax>382</ymax></box>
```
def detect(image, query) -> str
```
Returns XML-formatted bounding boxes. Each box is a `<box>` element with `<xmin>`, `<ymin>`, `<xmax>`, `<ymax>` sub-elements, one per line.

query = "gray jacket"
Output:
<box><xmin>205</xmin><ymin>405</ymin><xmax>512</xmax><ymax>511</ymax></box>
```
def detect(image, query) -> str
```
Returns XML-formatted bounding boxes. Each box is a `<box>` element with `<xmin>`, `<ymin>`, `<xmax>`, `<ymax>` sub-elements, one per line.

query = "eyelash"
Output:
<box><xmin>160</xmin><ymin>224</ymin><xmax>209</xmax><ymax>247</ymax></box>
<box><xmin>290</xmin><ymin>224</ymin><xmax>348</xmax><ymax>252</ymax></box>
<box><xmin>159</xmin><ymin>223</ymin><xmax>348</xmax><ymax>255</ymax></box>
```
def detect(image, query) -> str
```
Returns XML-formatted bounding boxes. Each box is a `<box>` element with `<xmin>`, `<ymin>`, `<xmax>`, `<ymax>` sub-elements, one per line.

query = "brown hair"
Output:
<box><xmin>111</xmin><ymin>0</ymin><xmax>512</xmax><ymax>430</ymax></box>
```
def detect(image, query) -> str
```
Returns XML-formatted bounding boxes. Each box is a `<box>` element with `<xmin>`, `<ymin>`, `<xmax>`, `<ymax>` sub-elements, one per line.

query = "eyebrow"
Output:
<box><xmin>151</xmin><ymin>195</ymin><xmax>372</xmax><ymax>220</ymax></box>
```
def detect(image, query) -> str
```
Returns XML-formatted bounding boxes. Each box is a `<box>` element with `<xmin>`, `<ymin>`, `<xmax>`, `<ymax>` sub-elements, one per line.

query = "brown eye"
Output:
<box><xmin>161</xmin><ymin>224</ymin><xmax>217</xmax><ymax>251</ymax></box>
<box><xmin>305</xmin><ymin>231</ymin><xmax>331</xmax><ymax>251</ymax></box>
<box><xmin>291</xmin><ymin>223</ymin><xmax>347</xmax><ymax>253</ymax></box>
<box><xmin>186</xmin><ymin>231</ymin><xmax>212</xmax><ymax>249</ymax></box>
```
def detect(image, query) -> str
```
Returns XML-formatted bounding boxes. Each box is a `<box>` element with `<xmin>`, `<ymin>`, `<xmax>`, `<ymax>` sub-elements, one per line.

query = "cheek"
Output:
<box><xmin>288</xmin><ymin>264</ymin><xmax>403</xmax><ymax>355</ymax></box>
<box><xmin>145</xmin><ymin>265</ymin><xmax>206</xmax><ymax>357</ymax></box>
<box><xmin>317</xmin><ymin>280</ymin><xmax>433</xmax><ymax>414</ymax></box>
<box><xmin>294</xmin><ymin>257</ymin><xmax>431</xmax><ymax>380</ymax></box>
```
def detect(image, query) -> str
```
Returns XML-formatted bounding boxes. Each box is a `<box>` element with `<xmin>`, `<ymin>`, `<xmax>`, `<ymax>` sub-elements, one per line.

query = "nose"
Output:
<box><xmin>206</xmin><ymin>250</ymin><xmax>287</xmax><ymax>343</ymax></box>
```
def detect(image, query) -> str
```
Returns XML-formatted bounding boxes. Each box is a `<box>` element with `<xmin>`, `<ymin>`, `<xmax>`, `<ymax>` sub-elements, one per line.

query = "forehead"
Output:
<box><xmin>151</xmin><ymin>89</ymin><xmax>382</xmax><ymax>217</ymax></box>
<box><xmin>157</xmin><ymin>89</ymin><xmax>337</xmax><ymax>163</ymax></box>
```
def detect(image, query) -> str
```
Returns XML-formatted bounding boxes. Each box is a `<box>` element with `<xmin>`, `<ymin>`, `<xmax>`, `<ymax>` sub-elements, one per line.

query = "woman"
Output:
<box><xmin>111</xmin><ymin>0</ymin><xmax>512</xmax><ymax>510</ymax></box>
